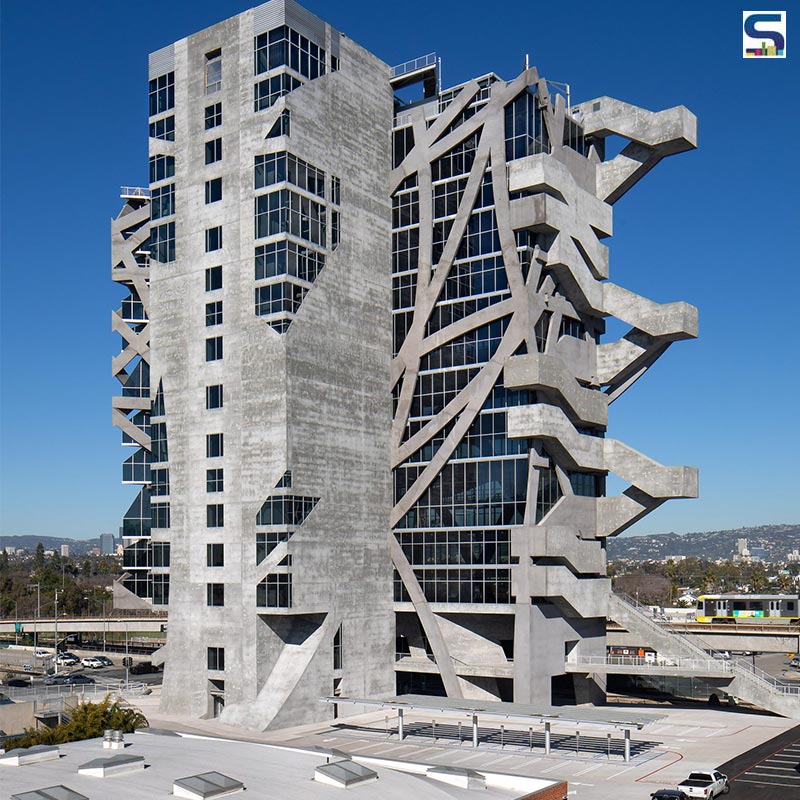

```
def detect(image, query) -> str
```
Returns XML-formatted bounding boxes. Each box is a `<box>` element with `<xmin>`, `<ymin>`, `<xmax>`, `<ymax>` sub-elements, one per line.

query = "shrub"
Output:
<box><xmin>13</xmin><ymin>696</ymin><xmax>148</xmax><ymax>748</ymax></box>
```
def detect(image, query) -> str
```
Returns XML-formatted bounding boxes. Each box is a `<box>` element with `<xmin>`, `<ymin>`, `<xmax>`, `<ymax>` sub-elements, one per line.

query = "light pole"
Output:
<box><xmin>125</xmin><ymin>619</ymin><xmax>129</xmax><ymax>686</ymax></box>
<box><xmin>27</xmin><ymin>583</ymin><xmax>40</xmax><ymax>651</ymax></box>
<box><xmin>54</xmin><ymin>590</ymin><xmax>61</xmax><ymax>675</ymax></box>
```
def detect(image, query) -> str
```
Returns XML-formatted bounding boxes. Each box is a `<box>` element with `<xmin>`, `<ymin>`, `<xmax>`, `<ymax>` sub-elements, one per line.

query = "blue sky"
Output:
<box><xmin>0</xmin><ymin>0</ymin><xmax>797</xmax><ymax>539</ymax></box>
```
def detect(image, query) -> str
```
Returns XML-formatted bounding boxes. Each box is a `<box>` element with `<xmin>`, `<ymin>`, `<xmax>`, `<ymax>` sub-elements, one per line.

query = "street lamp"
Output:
<box><xmin>53</xmin><ymin>590</ymin><xmax>62</xmax><ymax>675</ymax></box>
<box><xmin>26</xmin><ymin>583</ymin><xmax>40</xmax><ymax>651</ymax></box>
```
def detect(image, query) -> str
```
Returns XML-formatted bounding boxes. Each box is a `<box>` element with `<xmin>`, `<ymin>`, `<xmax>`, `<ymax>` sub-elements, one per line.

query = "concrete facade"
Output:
<box><xmin>111</xmin><ymin>0</ymin><xmax>699</xmax><ymax>728</ymax></box>
<box><xmin>389</xmin><ymin>73</ymin><xmax>698</xmax><ymax>705</ymax></box>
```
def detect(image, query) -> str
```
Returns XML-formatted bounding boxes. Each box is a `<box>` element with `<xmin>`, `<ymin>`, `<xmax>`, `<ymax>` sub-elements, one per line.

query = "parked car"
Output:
<box><xmin>96</xmin><ymin>656</ymin><xmax>114</xmax><ymax>667</ymax></box>
<box><xmin>81</xmin><ymin>657</ymin><xmax>104</xmax><ymax>669</ymax></box>
<box><xmin>43</xmin><ymin>674</ymin><xmax>70</xmax><ymax>686</ymax></box>
<box><xmin>33</xmin><ymin>649</ymin><xmax>51</xmax><ymax>659</ymax></box>
<box><xmin>129</xmin><ymin>661</ymin><xmax>159</xmax><ymax>675</ymax></box>
<box><xmin>65</xmin><ymin>674</ymin><xmax>95</xmax><ymax>685</ymax></box>
<box><xmin>677</xmin><ymin>770</ymin><xmax>729</xmax><ymax>798</ymax></box>
<box><xmin>651</xmin><ymin>791</ymin><xmax>688</xmax><ymax>800</ymax></box>
<box><xmin>3</xmin><ymin>678</ymin><xmax>31</xmax><ymax>688</ymax></box>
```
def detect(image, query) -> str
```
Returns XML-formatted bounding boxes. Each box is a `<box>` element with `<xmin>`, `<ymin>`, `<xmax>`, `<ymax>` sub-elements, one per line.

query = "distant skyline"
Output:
<box><xmin>1</xmin><ymin>0</ymin><xmax>797</xmax><ymax>539</ymax></box>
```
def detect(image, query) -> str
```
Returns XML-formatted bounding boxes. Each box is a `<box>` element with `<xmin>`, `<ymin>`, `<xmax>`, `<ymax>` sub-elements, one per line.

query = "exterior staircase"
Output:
<box><xmin>608</xmin><ymin>592</ymin><xmax>800</xmax><ymax>718</ymax></box>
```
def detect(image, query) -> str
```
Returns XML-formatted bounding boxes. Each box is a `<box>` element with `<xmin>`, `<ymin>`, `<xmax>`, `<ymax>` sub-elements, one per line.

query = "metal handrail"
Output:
<box><xmin>391</xmin><ymin>53</ymin><xmax>436</xmax><ymax>79</ymax></box>
<box><xmin>570</xmin><ymin>655</ymin><xmax>734</xmax><ymax>674</ymax></box>
<box><xmin>120</xmin><ymin>186</ymin><xmax>151</xmax><ymax>199</ymax></box>
<box><xmin>612</xmin><ymin>592</ymin><xmax>800</xmax><ymax>699</ymax></box>
<box><xmin>3</xmin><ymin>681</ymin><xmax>149</xmax><ymax>702</ymax></box>
<box><xmin>612</xmin><ymin>593</ymin><xmax>710</xmax><ymax>658</ymax></box>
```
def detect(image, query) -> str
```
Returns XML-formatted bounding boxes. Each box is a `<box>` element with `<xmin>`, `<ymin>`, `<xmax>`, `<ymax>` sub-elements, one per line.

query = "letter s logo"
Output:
<box><xmin>743</xmin><ymin>12</ymin><xmax>787</xmax><ymax>57</ymax></box>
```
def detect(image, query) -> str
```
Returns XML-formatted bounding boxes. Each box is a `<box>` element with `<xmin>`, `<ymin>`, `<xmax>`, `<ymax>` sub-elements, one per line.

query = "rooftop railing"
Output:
<box><xmin>391</xmin><ymin>53</ymin><xmax>436</xmax><ymax>79</ymax></box>
<box><xmin>120</xmin><ymin>186</ymin><xmax>151</xmax><ymax>200</ymax></box>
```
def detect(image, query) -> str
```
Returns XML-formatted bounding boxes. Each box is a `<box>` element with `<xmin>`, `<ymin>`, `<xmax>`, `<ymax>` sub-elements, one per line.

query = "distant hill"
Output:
<box><xmin>607</xmin><ymin>524</ymin><xmax>800</xmax><ymax>562</ymax></box>
<box><xmin>0</xmin><ymin>534</ymin><xmax>104</xmax><ymax>556</ymax></box>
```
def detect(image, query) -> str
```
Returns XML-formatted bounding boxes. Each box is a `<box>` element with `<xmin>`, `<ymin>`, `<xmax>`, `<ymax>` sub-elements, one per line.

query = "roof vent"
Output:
<box><xmin>11</xmin><ymin>787</ymin><xmax>89</xmax><ymax>800</ymax></box>
<box><xmin>314</xmin><ymin>759</ymin><xmax>378</xmax><ymax>789</ymax></box>
<box><xmin>0</xmin><ymin>745</ymin><xmax>60</xmax><ymax>766</ymax></box>
<box><xmin>173</xmin><ymin>771</ymin><xmax>244</xmax><ymax>799</ymax></box>
<box><xmin>102</xmin><ymin>729</ymin><xmax>125</xmax><ymax>750</ymax></box>
<box><xmin>78</xmin><ymin>754</ymin><xmax>145</xmax><ymax>778</ymax></box>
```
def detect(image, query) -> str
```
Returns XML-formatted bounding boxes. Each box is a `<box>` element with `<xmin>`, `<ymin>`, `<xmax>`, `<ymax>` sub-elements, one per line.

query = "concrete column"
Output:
<box><xmin>472</xmin><ymin>714</ymin><xmax>478</xmax><ymax>748</ymax></box>
<box><xmin>624</xmin><ymin>729</ymin><xmax>630</xmax><ymax>762</ymax></box>
<box><xmin>398</xmin><ymin>709</ymin><xmax>404</xmax><ymax>740</ymax></box>
<box><xmin>545</xmin><ymin>721</ymin><xmax>551</xmax><ymax>754</ymax></box>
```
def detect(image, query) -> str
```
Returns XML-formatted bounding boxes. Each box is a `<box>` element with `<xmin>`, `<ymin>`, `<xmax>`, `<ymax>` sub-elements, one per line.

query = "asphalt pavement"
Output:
<box><xmin>719</xmin><ymin>724</ymin><xmax>800</xmax><ymax>799</ymax></box>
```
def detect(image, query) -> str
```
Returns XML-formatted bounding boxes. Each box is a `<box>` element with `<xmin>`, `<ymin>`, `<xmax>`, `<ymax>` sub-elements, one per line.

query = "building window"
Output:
<box><xmin>254</xmin><ymin>26</ymin><xmax>326</xmax><ymax>80</ymax></box>
<box><xmin>150</xmin><ymin>184</ymin><xmax>175</xmax><ymax>220</ymax></box>
<box><xmin>333</xmin><ymin>625</ymin><xmax>343</xmax><ymax>670</ymax></box>
<box><xmin>254</xmin><ymin>73</ymin><xmax>301</xmax><ymax>112</ymax></box>
<box><xmin>257</xmin><ymin>573</ymin><xmax>292</xmax><ymax>607</ymax></box>
<box><xmin>205</xmin><ymin>266</ymin><xmax>222</xmax><ymax>292</ymax></box>
<box><xmin>331</xmin><ymin>210</ymin><xmax>340</xmax><ymax>250</ymax></box>
<box><xmin>205</xmin><ymin>226</ymin><xmax>223</xmax><ymax>252</ymax></box>
<box><xmin>152</xmin><ymin>502</ymin><xmax>171</xmax><ymax>529</ymax></box>
<box><xmin>207</xmin><ymin>543</ymin><xmax>224</xmax><ymax>567</ymax></box>
<box><xmin>206</xmin><ymin>433</ymin><xmax>224</xmax><ymax>458</ymax></box>
<box><xmin>205</xmin><ymin>102</ymin><xmax>222</xmax><ymax>129</ymax></box>
<box><xmin>205</xmin><ymin>177</ymin><xmax>222</xmax><ymax>204</ymax></box>
<box><xmin>152</xmin><ymin>574</ymin><xmax>170</xmax><ymax>605</ymax></box>
<box><xmin>205</xmin><ymin>138</ymin><xmax>222</xmax><ymax>165</ymax></box>
<box><xmin>152</xmin><ymin>542</ymin><xmax>171</xmax><ymax>567</ymax></box>
<box><xmin>207</xmin><ymin>646</ymin><xmax>225</xmax><ymax>670</ymax></box>
<box><xmin>206</xmin><ymin>300</ymin><xmax>223</xmax><ymax>326</ymax></box>
<box><xmin>254</xmin><ymin>152</ymin><xmax>325</xmax><ymax>197</ymax></box>
<box><xmin>207</xmin><ymin>468</ymin><xmax>224</xmax><ymax>493</ymax></box>
<box><xmin>206</xmin><ymin>384</ymin><xmax>223</xmax><ymax>409</ymax></box>
<box><xmin>207</xmin><ymin>583</ymin><xmax>225</xmax><ymax>606</ymax></box>
<box><xmin>151</xmin><ymin>421</ymin><xmax>168</xmax><ymax>463</ymax></box>
<box><xmin>149</xmin><ymin>155</ymin><xmax>175</xmax><ymax>183</ymax></box>
<box><xmin>149</xmin><ymin>72</ymin><xmax>175</xmax><ymax>116</ymax></box>
<box><xmin>331</xmin><ymin>55</ymin><xmax>339</xmax><ymax>72</ymax></box>
<box><xmin>206</xmin><ymin>49</ymin><xmax>222</xmax><ymax>94</ymax></box>
<box><xmin>255</xmin><ymin>240</ymin><xmax>325</xmax><ymax>282</ymax></box>
<box><xmin>256</xmin><ymin>531</ymin><xmax>291</xmax><ymax>563</ymax></box>
<box><xmin>151</xmin><ymin>468</ymin><xmax>170</xmax><ymax>496</ymax></box>
<box><xmin>206</xmin><ymin>336</ymin><xmax>223</xmax><ymax>361</ymax></box>
<box><xmin>255</xmin><ymin>189</ymin><xmax>325</xmax><ymax>246</ymax></box>
<box><xmin>207</xmin><ymin>504</ymin><xmax>224</xmax><ymax>527</ymax></box>
<box><xmin>266</xmin><ymin>109</ymin><xmax>290</xmax><ymax>138</ymax></box>
<box><xmin>150</xmin><ymin>222</ymin><xmax>175</xmax><ymax>263</ymax></box>
<box><xmin>149</xmin><ymin>115</ymin><xmax>175</xmax><ymax>140</ymax></box>
<box><xmin>255</xmin><ymin>282</ymin><xmax>306</xmax><ymax>316</ymax></box>
<box><xmin>122</xmin><ymin>448</ymin><xmax>150</xmax><ymax>483</ymax></box>
<box><xmin>330</xmin><ymin>175</ymin><xmax>341</xmax><ymax>205</ymax></box>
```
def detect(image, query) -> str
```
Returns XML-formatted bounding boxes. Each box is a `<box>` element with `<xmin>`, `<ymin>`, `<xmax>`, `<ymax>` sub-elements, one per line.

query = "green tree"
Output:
<box><xmin>34</xmin><ymin>543</ymin><xmax>45</xmax><ymax>571</ymax></box>
<box><xmin>14</xmin><ymin>697</ymin><xmax>148</xmax><ymax>748</ymax></box>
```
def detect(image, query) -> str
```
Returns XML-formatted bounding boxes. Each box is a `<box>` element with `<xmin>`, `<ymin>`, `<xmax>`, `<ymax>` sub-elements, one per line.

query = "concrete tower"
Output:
<box><xmin>111</xmin><ymin>0</ymin><xmax>698</xmax><ymax>727</ymax></box>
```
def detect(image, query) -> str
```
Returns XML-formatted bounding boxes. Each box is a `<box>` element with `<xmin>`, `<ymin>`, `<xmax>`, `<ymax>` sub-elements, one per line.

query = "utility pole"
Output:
<box><xmin>125</xmin><ymin>619</ymin><xmax>129</xmax><ymax>686</ymax></box>
<box><xmin>27</xmin><ymin>583</ymin><xmax>40</xmax><ymax>651</ymax></box>
<box><xmin>54</xmin><ymin>590</ymin><xmax>61</xmax><ymax>675</ymax></box>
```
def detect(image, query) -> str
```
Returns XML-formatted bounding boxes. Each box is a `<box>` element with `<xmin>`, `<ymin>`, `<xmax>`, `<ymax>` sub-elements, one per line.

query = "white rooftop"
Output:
<box><xmin>1</xmin><ymin>730</ymin><xmax>558</xmax><ymax>800</ymax></box>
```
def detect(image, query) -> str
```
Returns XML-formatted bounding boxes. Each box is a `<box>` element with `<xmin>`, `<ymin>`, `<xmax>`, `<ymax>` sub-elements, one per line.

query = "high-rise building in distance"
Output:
<box><xmin>111</xmin><ymin>0</ymin><xmax>698</xmax><ymax>728</ymax></box>
<box><xmin>99</xmin><ymin>533</ymin><xmax>116</xmax><ymax>556</ymax></box>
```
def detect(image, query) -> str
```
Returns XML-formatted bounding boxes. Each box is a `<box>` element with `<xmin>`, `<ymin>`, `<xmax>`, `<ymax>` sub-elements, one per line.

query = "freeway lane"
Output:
<box><xmin>718</xmin><ymin>724</ymin><xmax>800</xmax><ymax>799</ymax></box>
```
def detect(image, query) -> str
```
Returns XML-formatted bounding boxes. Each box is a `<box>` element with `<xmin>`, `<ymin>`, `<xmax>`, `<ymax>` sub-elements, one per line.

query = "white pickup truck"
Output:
<box><xmin>677</xmin><ymin>770</ymin><xmax>729</xmax><ymax>798</ymax></box>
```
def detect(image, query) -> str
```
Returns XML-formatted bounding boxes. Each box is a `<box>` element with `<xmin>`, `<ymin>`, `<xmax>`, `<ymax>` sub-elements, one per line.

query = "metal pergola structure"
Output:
<box><xmin>320</xmin><ymin>694</ymin><xmax>663</xmax><ymax>763</ymax></box>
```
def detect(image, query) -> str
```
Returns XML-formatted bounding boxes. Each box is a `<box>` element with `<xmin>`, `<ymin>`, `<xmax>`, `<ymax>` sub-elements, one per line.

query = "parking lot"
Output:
<box><xmin>719</xmin><ymin>724</ymin><xmax>800</xmax><ymax>799</ymax></box>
